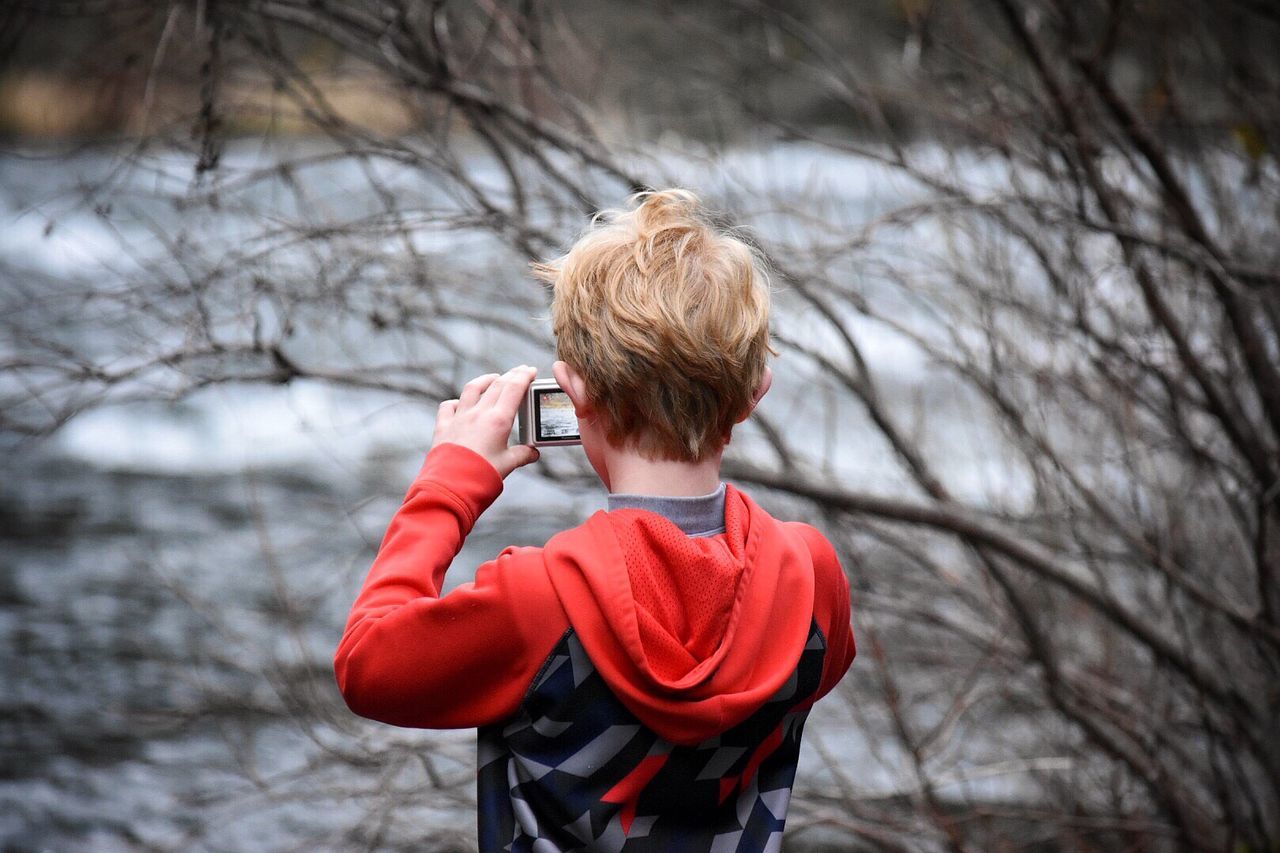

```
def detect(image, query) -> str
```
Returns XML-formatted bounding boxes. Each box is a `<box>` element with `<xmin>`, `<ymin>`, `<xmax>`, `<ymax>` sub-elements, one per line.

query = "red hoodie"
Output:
<box><xmin>335</xmin><ymin>442</ymin><xmax>856</xmax><ymax>850</ymax></box>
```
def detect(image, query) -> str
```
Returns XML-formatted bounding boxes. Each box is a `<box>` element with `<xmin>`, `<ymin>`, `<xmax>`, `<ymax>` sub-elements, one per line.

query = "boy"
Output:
<box><xmin>335</xmin><ymin>188</ymin><xmax>856</xmax><ymax>851</ymax></box>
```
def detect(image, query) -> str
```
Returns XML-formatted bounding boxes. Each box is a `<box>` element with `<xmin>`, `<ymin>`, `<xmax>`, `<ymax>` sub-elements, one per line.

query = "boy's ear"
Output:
<box><xmin>736</xmin><ymin>365</ymin><xmax>773</xmax><ymax>424</ymax></box>
<box><xmin>553</xmin><ymin>360</ymin><xmax>594</xmax><ymax>418</ymax></box>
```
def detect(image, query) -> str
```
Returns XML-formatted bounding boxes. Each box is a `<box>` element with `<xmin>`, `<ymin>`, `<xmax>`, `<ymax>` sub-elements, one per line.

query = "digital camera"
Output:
<box><xmin>518</xmin><ymin>378</ymin><xmax>582</xmax><ymax>447</ymax></box>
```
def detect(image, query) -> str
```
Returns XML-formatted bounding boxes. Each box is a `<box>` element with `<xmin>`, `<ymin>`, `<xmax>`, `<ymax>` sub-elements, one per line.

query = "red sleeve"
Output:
<box><xmin>334</xmin><ymin>442</ymin><xmax>567</xmax><ymax>729</ymax></box>
<box><xmin>787</xmin><ymin>522</ymin><xmax>856</xmax><ymax>701</ymax></box>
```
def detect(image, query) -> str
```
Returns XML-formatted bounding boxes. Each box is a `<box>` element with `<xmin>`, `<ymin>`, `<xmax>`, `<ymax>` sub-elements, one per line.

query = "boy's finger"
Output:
<box><xmin>477</xmin><ymin>364</ymin><xmax>529</xmax><ymax>408</ymax></box>
<box><xmin>459</xmin><ymin>373</ymin><xmax>500</xmax><ymax>409</ymax></box>
<box><xmin>491</xmin><ymin>365</ymin><xmax>537</xmax><ymax>415</ymax></box>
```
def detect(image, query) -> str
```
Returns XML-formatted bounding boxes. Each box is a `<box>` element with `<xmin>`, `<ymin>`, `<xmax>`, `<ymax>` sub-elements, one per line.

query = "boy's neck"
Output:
<box><xmin>603</xmin><ymin>444</ymin><xmax>724</xmax><ymax>497</ymax></box>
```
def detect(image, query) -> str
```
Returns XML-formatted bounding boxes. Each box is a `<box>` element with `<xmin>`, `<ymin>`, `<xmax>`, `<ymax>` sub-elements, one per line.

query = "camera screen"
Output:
<box><xmin>534</xmin><ymin>388</ymin><xmax>579</xmax><ymax>441</ymax></box>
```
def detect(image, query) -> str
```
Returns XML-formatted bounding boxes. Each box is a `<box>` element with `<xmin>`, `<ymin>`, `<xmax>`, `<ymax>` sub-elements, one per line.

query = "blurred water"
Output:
<box><xmin>0</xmin><ymin>140</ymin><xmax>1035</xmax><ymax>850</ymax></box>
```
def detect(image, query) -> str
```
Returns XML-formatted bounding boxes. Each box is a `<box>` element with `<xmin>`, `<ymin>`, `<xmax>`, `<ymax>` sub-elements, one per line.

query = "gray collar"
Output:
<box><xmin>607</xmin><ymin>482</ymin><xmax>727</xmax><ymax>538</ymax></box>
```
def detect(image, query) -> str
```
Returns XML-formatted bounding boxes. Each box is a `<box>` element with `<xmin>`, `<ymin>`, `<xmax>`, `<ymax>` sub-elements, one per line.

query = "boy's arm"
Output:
<box><xmin>335</xmin><ymin>365</ymin><xmax>563</xmax><ymax>727</ymax></box>
<box><xmin>334</xmin><ymin>441</ymin><xmax>566</xmax><ymax>728</ymax></box>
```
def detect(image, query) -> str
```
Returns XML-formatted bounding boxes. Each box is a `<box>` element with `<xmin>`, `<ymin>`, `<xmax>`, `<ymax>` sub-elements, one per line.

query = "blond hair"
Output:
<box><xmin>531</xmin><ymin>188</ymin><xmax>777</xmax><ymax>463</ymax></box>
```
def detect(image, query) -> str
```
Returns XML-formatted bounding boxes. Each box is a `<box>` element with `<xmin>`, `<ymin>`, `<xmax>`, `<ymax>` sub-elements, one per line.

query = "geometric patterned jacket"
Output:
<box><xmin>477</xmin><ymin>621</ymin><xmax>829</xmax><ymax>851</ymax></box>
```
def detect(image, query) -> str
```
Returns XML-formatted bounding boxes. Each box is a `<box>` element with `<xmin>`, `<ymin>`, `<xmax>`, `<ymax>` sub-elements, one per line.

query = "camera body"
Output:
<box><xmin>518</xmin><ymin>378</ymin><xmax>582</xmax><ymax>447</ymax></box>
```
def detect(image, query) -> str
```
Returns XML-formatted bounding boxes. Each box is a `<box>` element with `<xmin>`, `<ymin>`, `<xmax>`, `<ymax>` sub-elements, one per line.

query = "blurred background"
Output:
<box><xmin>1</xmin><ymin>1</ymin><xmax>1277</xmax><ymax>850</ymax></box>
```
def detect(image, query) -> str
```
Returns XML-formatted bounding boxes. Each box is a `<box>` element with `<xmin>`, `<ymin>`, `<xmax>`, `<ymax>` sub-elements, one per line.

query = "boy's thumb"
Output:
<box><xmin>506</xmin><ymin>444</ymin><xmax>540</xmax><ymax>471</ymax></box>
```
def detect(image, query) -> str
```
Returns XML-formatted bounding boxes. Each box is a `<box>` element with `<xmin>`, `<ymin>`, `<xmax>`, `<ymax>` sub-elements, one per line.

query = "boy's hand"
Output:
<box><xmin>432</xmin><ymin>365</ymin><xmax>541</xmax><ymax>478</ymax></box>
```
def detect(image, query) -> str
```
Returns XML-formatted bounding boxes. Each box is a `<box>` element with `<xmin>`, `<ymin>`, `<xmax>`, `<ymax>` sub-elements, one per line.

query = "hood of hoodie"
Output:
<box><xmin>541</xmin><ymin>483</ymin><xmax>816</xmax><ymax>746</ymax></box>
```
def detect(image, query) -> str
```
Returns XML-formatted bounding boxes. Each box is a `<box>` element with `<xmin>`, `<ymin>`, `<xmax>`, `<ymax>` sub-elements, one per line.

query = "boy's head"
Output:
<box><xmin>531</xmin><ymin>188</ymin><xmax>777</xmax><ymax>464</ymax></box>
